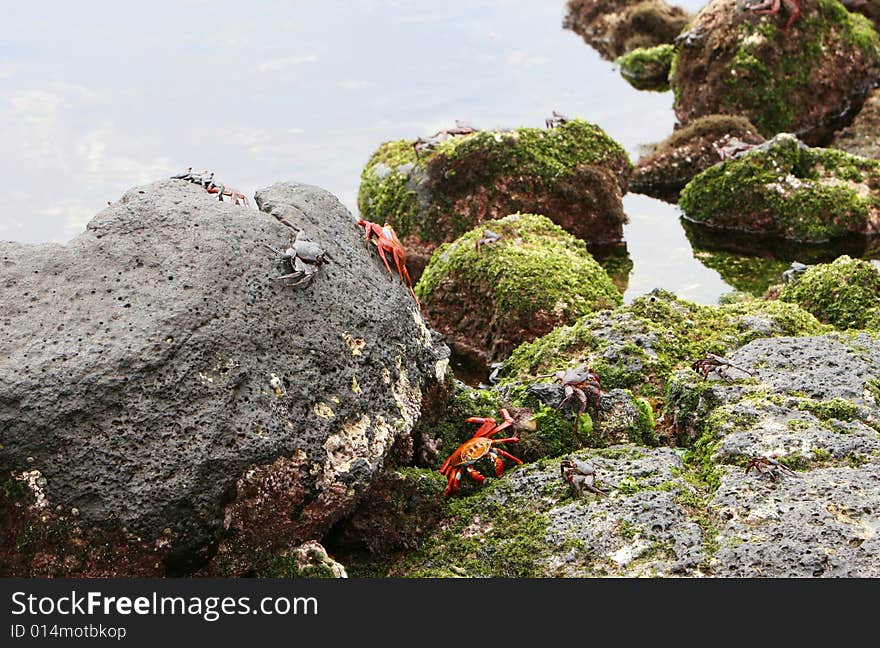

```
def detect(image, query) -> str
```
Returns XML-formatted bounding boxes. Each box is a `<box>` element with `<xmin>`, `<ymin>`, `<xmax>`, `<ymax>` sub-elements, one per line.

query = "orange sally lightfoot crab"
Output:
<box><xmin>357</xmin><ymin>218</ymin><xmax>417</xmax><ymax>303</ymax></box>
<box><xmin>439</xmin><ymin>408</ymin><xmax>523</xmax><ymax>496</ymax></box>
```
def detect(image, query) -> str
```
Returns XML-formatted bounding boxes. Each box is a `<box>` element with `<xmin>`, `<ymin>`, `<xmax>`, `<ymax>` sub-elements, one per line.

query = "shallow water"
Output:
<box><xmin>1</xmin><ymin>0</ymin><xmax>875</xmax><ymax>304</ymax></box>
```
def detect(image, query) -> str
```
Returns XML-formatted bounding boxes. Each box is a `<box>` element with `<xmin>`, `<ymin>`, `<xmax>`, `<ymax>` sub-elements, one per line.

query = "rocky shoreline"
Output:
<box><xmin>2</xmin><ymin>0</ymin><xmax>880</xmax><ymax>578</ymax></box>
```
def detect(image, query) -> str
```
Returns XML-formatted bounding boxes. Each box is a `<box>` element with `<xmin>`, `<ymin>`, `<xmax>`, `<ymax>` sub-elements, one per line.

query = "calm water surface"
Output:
<box><xmin>1</xmin><ymin>0</ymin><xmax>844</xmax><ymax>305</ymax></box>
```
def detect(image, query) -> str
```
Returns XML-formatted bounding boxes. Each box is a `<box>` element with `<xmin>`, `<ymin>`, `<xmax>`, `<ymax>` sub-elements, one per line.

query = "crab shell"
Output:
<box><xmin>451</xmin><ymin>437</ymin><xmax>494</xmax><ymax>467</ymax></box>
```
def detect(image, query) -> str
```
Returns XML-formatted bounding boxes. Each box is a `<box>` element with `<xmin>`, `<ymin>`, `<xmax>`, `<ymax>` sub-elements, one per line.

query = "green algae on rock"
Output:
<box><xmin>670</xmin><ymin>0</ymin><xmax>880</xmax><ymax>143</ymax></box>
<box><xmin>564</xmin><ymin>0</ymin><xmax>691</xmax><ymax>60</ymax></box>
<box><xmin>416</xmin><ymin>213</ymin><xmax>623</xmax><ymax>364</ymax></box>
<box><xmin>389</xmin><ymin>446</ymin><xmax>708</xmax><ymax>577</ymax></box>
<box><xmin>497</xmin><ymin>289</ymin><xmax>828</xmax><ymax>399</ymax></box>
<box><xmin>779</xmin><ymin>255</ymin><xmax>880</xmax><ymax>329</ymax></box>
<box><xmin>357</xmin><ymin>119</ymin><xmax>632</xmax><ymax>270</ymax></box>
<box><xmin>632</xmin><ymin>114</ymin><xmax>765</xmax><ymax>201</ymax></box>
<box><xmin>679</xmin><ymin>134</ymin><xmax>880</xmax><ymax>241</ymax></box>
<box><xmin>617</xmin><ymin>43</ymin><xmax>676</xmax><ymax>91</ymax></box>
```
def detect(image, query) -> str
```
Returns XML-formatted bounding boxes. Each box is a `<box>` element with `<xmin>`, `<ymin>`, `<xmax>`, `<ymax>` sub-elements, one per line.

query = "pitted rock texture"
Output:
<box><xmin>711</xmin><ymin>464</ymin><xmax>880</xmax><ymax>577</ymax></box>
<box><xmin>666</xmin><ymin>333</ymin><xmax>880</xmax><ymax>576</ymax></box>
<box><xmin>0</xmin><ymin>179</ymin><xmax>449</xmax><ymax>576</ymax></box>
<box><xmin>391</xmin><ymin>446</ymin><xmax>708</xmax><ymax>577</ymax></box>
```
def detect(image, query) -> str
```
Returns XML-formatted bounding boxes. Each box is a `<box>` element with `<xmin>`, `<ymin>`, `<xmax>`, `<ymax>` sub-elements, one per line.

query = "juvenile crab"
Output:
<box><xmin>538</xmin><ymin>363</ymin><xmax>605</xmax><ymax>435</ymax></box>
<box><xmin>750</xmin><ymin>0</ymin><xmax>801</xmax><ymax>30</ymax></box>
<box><xmin>475</xmin><ymin>229</ymin><xmax>501</xmax><ymax>252</ymax></box>
<box><xmin>744</xmin><ymin>455</ymin><xmax>799</xmax><ymax>482</ymax></box>
<box><xmin>413</xmin><ymin>121</ymin><xmax>479</xmax><ymax>157</ymax></box>
<box><xmin>560</xmin><ymin>457</ymin><xmax>608</xmax><ymax>497</ymax></box>
<box><xmin>545</xmin><ymin>110</ymin><xmax>571</xmax><ymax>129</ymax></box>
<box><xmin>782</xmin><ymin>261</ymin><xmax>810</xmax><ymax>285</ymax></box>
<box><xmin>171</xmin><ymin>167</ymin><xmax>250</xmax><ymax>206</ymax></box>
<box><xmin>439</xmin><ymin>408</ymin><xmax>523</xmax><ymax>496</ymax></box>
<box><xmin>691</xmin><ymin>353</ymin><xmax>754</xmax><ymax>382</ymax></box>
<box><xmin>264</xmin><ymin>230</ymin><xmax>328</xmax><ymax>287</ymax></box>
<box><xmin>357</xmin><ymin>219</ymin><xmax>417</xmax><ymax>302</ymax></box>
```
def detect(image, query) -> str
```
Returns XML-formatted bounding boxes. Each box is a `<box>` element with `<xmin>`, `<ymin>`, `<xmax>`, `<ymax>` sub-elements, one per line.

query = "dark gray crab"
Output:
<box><xmin>782</xmin><ymin>261</ymin><xmax>810</xmax><ymax>285</ymax></box>
<box><xmin>691</xmin><ymin>353</ymin><xmax>754</xmax><ymax>382</ymax></box>
<box><xmin>744</xmin><ymin>455</ymin><xmax>799</xmax><ymax>482</ymax></box>
<box><xmin>264</xmin><ymin>230</ymin><xmax>328</xmax><ymax>287</ymax></box>
<box><xmin>545</xmin><ymin>110</ymin><xmax>571</xmax><ymax>129</ymax></box>
<box><xmin>560</xmin><ymin>457</ymin><xmax>608</xmax><ymax>497</ymax></box>
<box><xmin>475</xmin><ymin>229</ymin><xmax>501</xmax><ymax>252</ymax></box>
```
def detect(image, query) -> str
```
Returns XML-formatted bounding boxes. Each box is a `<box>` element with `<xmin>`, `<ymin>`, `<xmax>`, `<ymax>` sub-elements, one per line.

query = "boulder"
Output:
<box><xmin>415</xmin><ymin>213</ymin><xmax>622</xmax><ymax>365</ymax></box>
<box><xmin>679</xmin><ymin>134</ymin><xmax>880</xmax><ymax>241</ymax></box>
<box><xmin>564</xmin><ymin>0</ymin><xmax>691</xmax><ymax>60</ymax></box>
<box><xmin>670</xmin><ymin>0</ymin><xmax>880</xmax><ymax>144</ymax></box>
<box><xmin>0</xmin><ymin>179</ymin><xmax>450</xmax><ymax>576</ymax></box>
<box><xmin>357</xmin><ymin>119</ymin><xmax>633</xmax><ymax>280</ymax></box>
<box><xmin>497</xmin><ymin>290</ymin><xmax>828</xmax><ymax>399</ymax></box>
<box><xmin>632</xmin><ymin>115</ymin><xmax>765</xmax><ymax>201</ymax></box>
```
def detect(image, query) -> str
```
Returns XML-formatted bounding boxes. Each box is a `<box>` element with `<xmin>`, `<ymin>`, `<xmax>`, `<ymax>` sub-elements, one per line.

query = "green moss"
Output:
<box><xmin>779</xmin><ymin>256</ymin><xmax>880</xmax><ymax>329</ymax></box>
<box><xmin>358</xmin><ymin>119</ymin><xmax>631</xmax><ymax>242</ymax></box>
<box><xmin>680</xmin><ymin>137</ymin><xmax>880</xmax><ymax>242</ymax></box>
<box><xmin>617</xmin><ymin>44</ymin><xmax>675</xmax><ymax>91</ymax></box>
<box><xmin>674</xmin><ymin>0</ymin><xmax>880</xmax><ymax>137</ymax></box>
<box><xmin>395</xmin><ymin>482</ymin><xmax>550</xmax><ymax>578</ymax></box>
<box><xmin>797</xmin><ymin>397</ymin><xmax>860</xmax><ymax>422</ymax></box>
<box><xmin>415</xmin><ymin>212</ymin><xmax>622</xmax><ymax>319</ymax></box>
<box><xmin>499</xmin><ymin>289</ymin><xmax>825</xmax><ymax>399</ymax></box>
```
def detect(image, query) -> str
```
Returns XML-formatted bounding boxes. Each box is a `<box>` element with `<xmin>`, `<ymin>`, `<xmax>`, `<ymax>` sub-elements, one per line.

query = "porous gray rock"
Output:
<box><xmin>666</xmin><ymin>333</ymin><xmax>880</xmax><ymax>576</ymax></box>
<box><xmin>0</xmin><ymin>179</ymin><xmax>449</xmax><ymax>576</ymax></box>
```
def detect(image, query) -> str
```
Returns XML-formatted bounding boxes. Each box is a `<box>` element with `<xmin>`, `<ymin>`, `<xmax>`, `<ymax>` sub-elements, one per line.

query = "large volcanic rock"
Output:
<box><xmin>670</xmin><ymin>0</ymin><xmax>880</xmax><ymax>144</ymax></box>
<box><xmin>0</xmin><ymin>180</ymin><xmax>449</xmax><ymax>576</ymax></box>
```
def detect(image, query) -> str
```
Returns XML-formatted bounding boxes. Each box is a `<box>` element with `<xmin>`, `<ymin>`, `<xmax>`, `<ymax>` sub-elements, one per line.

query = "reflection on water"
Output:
<box><xmin>1</xmin><ymin>0</ymin><xmax>872</xmax><ymax>306</ymax></box>
<box><xmin>621</xmin><ymin>194</ymin><xmax>734</xmax><ymax>304</ymax></box>
<box><xmin>681</xmin><ymin>218</ymin><xmax>880</xmax><ymax>297</ymax></box>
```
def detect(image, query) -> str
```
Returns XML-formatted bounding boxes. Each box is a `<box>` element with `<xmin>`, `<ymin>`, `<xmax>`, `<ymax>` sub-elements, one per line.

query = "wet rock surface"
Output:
<box><xmin>632</xmin><ymin>115</ymin><xmax>765</xmax><ymax>201</ymax></box>
<box><xmin>670</xmin><ymin>0</ymin><xmax>880</xmax><ymax>144</ymax></box>
<box><xmin>0</xmin><ymin>179</ymin><xmax>449</xmax><ymax>576</ymax></box>
<box><xmin>564</xmin><ymin>0</ymin><xmax>691</xmax><ymax>60</ymax></box>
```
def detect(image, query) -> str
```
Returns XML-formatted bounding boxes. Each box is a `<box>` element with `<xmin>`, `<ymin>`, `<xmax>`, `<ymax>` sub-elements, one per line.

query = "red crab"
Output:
<box><xmin>750</xmin><ymin>0</ymin><xmax>801</xmax><ymax>30</ymax></box>
<box><xmin>357</xmin><ymin>219</ymin><xmax>417</xmax><ymax>302</ymax></box>
<box><xmin>440</xmin><ymin>408</ymin><xmax>523</xmax><ymax>496</ymax></box>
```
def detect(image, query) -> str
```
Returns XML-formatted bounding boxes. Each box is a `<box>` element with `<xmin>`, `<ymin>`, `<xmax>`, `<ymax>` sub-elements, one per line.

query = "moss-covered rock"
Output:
<box><xmin>632</xmin><ymin>115</ymin><xmax>765</xmax><ymax>201</ymax></box>
<box><xmin>670</xmin><ymin>0</ymin><xmax>880</xmax><ymax>143</ymax></box>
<box><xmin>564</xmin><ymin>0</ymin><xmax>691</xmax><ymax>60</ymax></box>
<box><xmin>778</xmin><ymin>255</ymin><xmax>880</xmax><ymax>328</ymax></box>
<box><xmin>358</xmin><ymin>119</ymin><xmax>633</xmax><ymax>278</ymax></box>
<box><xmin>388</xmin><ymin>447</ymin><xmax>709</xmax><ymax>577</ymax></box>
<box><xmin>679</xmin><ymin>134</ymin><xmax>880</xmax><ymax>241</ymax></box>
<box><xmin>415</xmin><ymin>213</ymin><xmax>623</xmax><ymax>364</ymax></box>
<box><xmin>497</xmin><ymin>289</ymin><xmax>829</xmax><ymax>399</ymax></box>
<box><xmin>617</xmin><ymin>43</ymin><xmax>676</xmax><ymax>91</ymax></box>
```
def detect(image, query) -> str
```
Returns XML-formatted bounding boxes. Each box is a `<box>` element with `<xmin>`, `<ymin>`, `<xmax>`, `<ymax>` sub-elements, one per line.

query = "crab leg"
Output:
<box><xmin>465</xmin><ymin>417</ymin><xmax>499</xmax><ymax>438</ymax></box>
<box><xmin>492</xmin><ymin>448</ymin><xmax>523</xmax><ymax>465</ymax></box>
<box><xmin>466</xmin><ymin>466</ymin><xmax>485</xmax><ymax>484</ymax></box>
